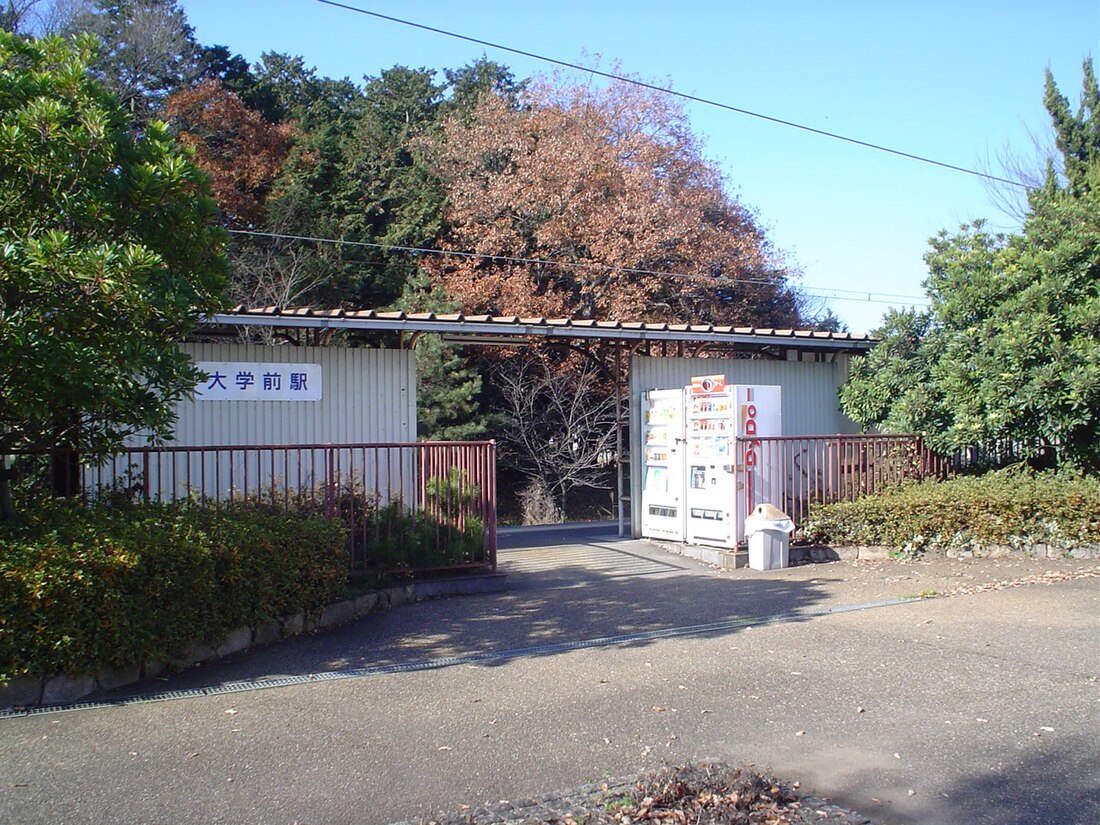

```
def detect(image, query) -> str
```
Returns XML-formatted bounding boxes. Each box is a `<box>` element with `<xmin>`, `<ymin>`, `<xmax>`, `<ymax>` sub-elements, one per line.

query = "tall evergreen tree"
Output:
<box><xmin>333</xmin><ymin>66</ymin><xmax>445</xmax><ymax>307</ymax></box>
<box><xmin>841</xmin><ymin>60</ymin><xmax>1100</xmax><ymax>471</ymax></box>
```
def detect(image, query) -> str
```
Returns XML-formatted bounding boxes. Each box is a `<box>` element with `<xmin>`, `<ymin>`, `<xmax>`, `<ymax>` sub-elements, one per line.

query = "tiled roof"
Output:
<box><xmin>202</xmin><ymin>306</ymin><xmax>877</xmax><ymax>350</ymax></box>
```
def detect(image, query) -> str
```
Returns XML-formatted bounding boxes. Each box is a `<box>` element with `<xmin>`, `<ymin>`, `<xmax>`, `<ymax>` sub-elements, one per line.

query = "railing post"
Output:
<box><xmin>487</xmin><ymin>440</ymin><xmax>497</xmax><ymax>572</ymax></box>
<box><xmin>324</xmin><ymin>446</ymin><xmax>335</xmax><ymax>519</ymax></box>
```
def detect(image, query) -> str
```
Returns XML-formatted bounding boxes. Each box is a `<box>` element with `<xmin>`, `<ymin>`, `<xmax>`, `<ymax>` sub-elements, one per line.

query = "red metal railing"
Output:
<box><xmin>734</xmin><ymin>433</ymin><xmax>948</xmax><ymax>536</ymax></box>
<box><xmin>53</xmin><ymin>441</ymin><xmax>497</xmax><ymax>574</ymax></box>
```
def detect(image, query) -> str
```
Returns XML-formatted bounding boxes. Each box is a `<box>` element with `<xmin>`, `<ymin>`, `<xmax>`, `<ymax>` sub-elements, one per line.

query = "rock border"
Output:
<box><xmin>1</xmin><ymin>572</ymin><xmax>508</xmax><ymax>711</ymax></box>
<box><xmin>795</xmin><ymin>543</ymin><xmax>1100</xmax><ymax>562</ymax></box>
<box><xmin>660</xmin><ymin>539</ymin><xmax>1098</xmax><ymax>569</ymax></box>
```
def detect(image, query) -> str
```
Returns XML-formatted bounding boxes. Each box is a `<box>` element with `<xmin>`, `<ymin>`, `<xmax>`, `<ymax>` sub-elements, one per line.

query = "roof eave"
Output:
<box><xmin>200</xmin><ymin>312</ymin><xmax>876</xmax><ymax>352</ymax></box>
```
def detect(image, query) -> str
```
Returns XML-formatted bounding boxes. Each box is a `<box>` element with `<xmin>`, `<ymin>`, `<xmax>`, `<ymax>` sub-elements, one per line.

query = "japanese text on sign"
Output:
<box><xmin>195</xmin><ymin>362</ymin><xmax>322</xmax><ymax>401</ymax></box>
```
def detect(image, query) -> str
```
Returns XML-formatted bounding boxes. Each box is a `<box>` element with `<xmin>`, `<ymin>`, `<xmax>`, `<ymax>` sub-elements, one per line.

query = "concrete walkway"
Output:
<box><xmin>1</xmin><ymin>527</ymin><xmax>1097</xmax><ymax>825</ymax></box>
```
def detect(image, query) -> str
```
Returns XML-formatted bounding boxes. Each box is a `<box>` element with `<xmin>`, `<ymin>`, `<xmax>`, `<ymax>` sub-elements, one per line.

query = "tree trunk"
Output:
<box><xmin>553</xmin><ymin>480</ymin><xmax>568</xmax><ymax>523</ymax></box>
<box><xmin>0</xmin><ymin>459</ymin><xmax>14</xmax><ymax>522</ymax></box>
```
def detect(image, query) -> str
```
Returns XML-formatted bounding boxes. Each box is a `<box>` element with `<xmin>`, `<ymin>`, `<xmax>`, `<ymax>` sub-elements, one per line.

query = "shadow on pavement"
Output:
<box><xmin>834</xmin><ymin>735</ymin><xmax>1100</xmax><ymax>825</ymax></box>
<box><xmin>91</xmin><ymin>533</ymin><xmax>840</xmax><ymax>701</ymax></box>
<box><xmin>934</xmin><ymin>737</ymin><xmax>1099</xmax><ymax>825</ymax></box>
<box><xmin>497</xmin><ymin>520</ymin><xmax>629</xmax><ymax>550</ymax></box>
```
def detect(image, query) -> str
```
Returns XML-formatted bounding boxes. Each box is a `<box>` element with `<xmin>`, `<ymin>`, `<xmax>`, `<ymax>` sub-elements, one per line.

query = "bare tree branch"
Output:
<box><xmin>494</xmin><ymin>350</ymin><xmax>617</xmax><ymax>517</ymax></box>
<box><xmin>228</xmin><ymin>192</ymin><xmax>330</xmax><ymax>343</ymax></box>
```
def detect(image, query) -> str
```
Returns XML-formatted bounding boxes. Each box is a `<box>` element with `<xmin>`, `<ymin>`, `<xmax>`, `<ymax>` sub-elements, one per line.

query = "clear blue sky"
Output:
<box><xmin>179</xmin><ymin>0</ymin><xmax>1098</xmax><ymax>333</ymax></box>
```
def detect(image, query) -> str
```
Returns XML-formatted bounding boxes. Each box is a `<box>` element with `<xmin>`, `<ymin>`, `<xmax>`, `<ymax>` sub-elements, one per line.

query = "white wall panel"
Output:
<box><xmin>166</xmin><ymin>343</ymin><xmax>415</xmax><ymax>447</ymax></box>
<box><xmin>93</xmin><ymin>345</ymin><xmax>416</xmax><ymax>503</ymax></box>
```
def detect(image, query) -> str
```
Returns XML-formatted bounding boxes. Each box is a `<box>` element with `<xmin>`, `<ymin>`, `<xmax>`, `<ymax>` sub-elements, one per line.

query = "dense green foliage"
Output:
<box><xmin>355</xmin><ymin>501</ymin><xmax>485</xmax><ymax>573</ymax></box>
<box><xmin>803</xmin><ymin>471</ymin><xmax>1100</xmax><ymax>556</ymax></box>
<box><xmin>841</xmin><ymin>61</ymin><xmax>1100</xmax><ymax>472</ymax></box>
<box><xmin>0</xmin><ymin>32</ymin><xmax>228</xmax><ymax>517</ymax></box>
<box><xmin>0</xmin><ymin>498</ymin><xmax>347</xmax><ymax>680</ymax></box>
<box><xmin>398</xmin><ymin>274</ymin><xmax>487</xmax><ymax>441</ymax></box>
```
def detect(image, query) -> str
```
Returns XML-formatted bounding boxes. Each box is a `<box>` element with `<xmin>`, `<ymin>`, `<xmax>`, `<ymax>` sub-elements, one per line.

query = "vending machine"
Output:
<box><xmin>684</xmin><ymin>375</ymin><xmax>737</xmax><ymax>548</ymax></box>
<box><xmin>731</xmin><ymin>384</ymin><xmax>783</xmax><ymax>543</ymax></box>
<box><xmin>640</xmin><ymin>388</ymin><xmax>686</xmax><ymax>541</ymax></box>
<box><xmin>639</xmin><ymin>377</ymin><xmax>781</xmax><ymax>548</ymax></box>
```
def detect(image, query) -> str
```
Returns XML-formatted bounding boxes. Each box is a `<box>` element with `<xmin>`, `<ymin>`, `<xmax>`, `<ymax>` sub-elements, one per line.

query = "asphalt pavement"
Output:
<box><xmin>1</xmin><ymin>525</ymin><xmax>1097</xmax><ymax>825</ymax></box>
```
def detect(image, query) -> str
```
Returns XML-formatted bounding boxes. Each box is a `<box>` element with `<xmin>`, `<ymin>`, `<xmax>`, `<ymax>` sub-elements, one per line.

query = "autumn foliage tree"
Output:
<box><xmin>425</xmin><ymin>76</ymin><xmax>805</xmax><ymax>326</ymax></box>
<box><xmin>165</xmin><ymin>79</ymin><xmax>290</xmax><ymax>228</ymax></box>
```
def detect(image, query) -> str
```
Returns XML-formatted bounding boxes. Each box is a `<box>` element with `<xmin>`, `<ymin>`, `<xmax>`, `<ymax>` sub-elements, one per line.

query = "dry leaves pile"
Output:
<box><xmin>940</xmin><ymin>567</ymin><xmax>1099</xmax><ymax>598</ymax></box>
<box><xmin>591</xmin><ymin>763</ymin><xmax>805</xmax><ymax>824</ymax></box>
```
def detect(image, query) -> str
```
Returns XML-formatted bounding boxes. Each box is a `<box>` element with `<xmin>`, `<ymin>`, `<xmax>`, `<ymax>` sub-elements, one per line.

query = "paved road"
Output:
<box><xmin>1</xmin><ymin>527</ymin><xmax>1097</xmax><ymax>825</ymax></box>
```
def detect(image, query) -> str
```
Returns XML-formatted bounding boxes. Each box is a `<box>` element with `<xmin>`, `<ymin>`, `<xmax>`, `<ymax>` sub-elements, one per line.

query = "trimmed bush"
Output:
<box><xmin>0</xmin><ymin>498</ymin><xmax>346</xmax><ymax>681</ymax></box>
<box><xmin>803</xmin><ymin>470</ymin><xmax>1100</xmax><ymax>556</ymax></box>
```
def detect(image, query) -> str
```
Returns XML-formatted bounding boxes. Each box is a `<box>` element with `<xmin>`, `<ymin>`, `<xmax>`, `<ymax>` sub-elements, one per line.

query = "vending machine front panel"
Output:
<box><xmin>733</xmin><ymin>385</ymin><xmax>783</xmax><ymax>543</ymax></box>
<box><xmin>684</xmin><ymin>382</ymin><xmax>737</xmax><ymax>548</ymax></box>
<box><xmin>640</xmin><ymin>388</ymin><xmax>686</xmax><ymax>541</ymax></box>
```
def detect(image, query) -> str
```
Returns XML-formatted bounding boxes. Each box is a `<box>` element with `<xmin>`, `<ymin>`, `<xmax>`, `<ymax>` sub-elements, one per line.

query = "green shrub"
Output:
<box><xmin>264</xmin><ymin>466</ymin><xmax>484</xmax><ymax>576</ymax></box>
<box><xmin>803</xmin><ymin>470</ymin><xmax>1100</xmax><ymax>556</ymax></box>
<box><xmin>0</xmin><ymin>497</ymin><xmax>346</xmax><ymax>681</ymax></box>
<box><xmin>289</xmin><ymin>470</ymin><xmax>488</xmax><ymax>574</ymax></box>
<box><xmin>356</xmin><ymin>501</ymin><xmax>485</xmax><ymax>572</ymax></box>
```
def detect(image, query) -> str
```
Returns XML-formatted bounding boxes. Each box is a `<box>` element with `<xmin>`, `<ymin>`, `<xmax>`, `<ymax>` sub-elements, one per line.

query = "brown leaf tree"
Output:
<box><xmin>424</xmin><ymin>75</ymin><xmax>806</xmax><ymax>326</ymax></box>
<box><xmin>165</xmin><ymin>78</ymin><xmax>291</xmax><ymax>229</ymax></box>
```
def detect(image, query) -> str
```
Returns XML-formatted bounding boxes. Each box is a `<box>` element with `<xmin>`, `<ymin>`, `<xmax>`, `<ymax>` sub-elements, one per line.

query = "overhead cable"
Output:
<box><xmin>312</xmin><ymin>0</ymin><xmax>1026</xmax><ymax>189</ymax></box>
<box><xmin>227</xmin><ymin>228</ymin><xmax>930</xmax><ymax>306</ymax></box>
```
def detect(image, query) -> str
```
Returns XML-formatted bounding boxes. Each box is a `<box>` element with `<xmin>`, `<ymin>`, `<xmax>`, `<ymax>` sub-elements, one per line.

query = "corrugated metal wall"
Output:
<box><xmin>162</xmin><ymin>343</ymin><xmax>416</xmax><ymax>446</ymax></box>
<box><xmin>94</xmin><ymin>344</ymin><xmax>417</xmax><ymax>503</ymax></box>
<box><xmin>628</xmin><ymin>354</ymin><xmax>859</xmax><ymax>533</ymax></box>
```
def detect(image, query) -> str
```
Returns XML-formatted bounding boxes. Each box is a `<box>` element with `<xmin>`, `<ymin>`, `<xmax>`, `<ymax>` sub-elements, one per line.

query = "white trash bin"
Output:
<box><xmin>744</xmin><ymin>503</ymin><xmax>794</xmax><ymax>571</ymax></box>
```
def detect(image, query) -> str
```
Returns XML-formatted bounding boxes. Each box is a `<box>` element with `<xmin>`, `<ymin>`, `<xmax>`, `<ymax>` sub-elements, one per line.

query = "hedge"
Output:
<box><xmin>0</xmin><ymin>498</ymin><xmax>347</xmax><ymax>681</ymax></box>
<box><xmin>802</xmin><ymin>470</ymin><xmax>1100</xmax><ymax>557</ymax></box>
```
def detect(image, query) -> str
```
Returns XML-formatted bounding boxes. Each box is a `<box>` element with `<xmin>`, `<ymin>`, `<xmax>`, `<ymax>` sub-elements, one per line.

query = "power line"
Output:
<box><xmin>312</xmin><ymin>0</ymin><xmax>1026</xmax><ymax>189</ymax></box>
<box><xmin>227</xmin><ymin>228</ymin><xmax>930</xmax><ymax>306</ymax></box>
